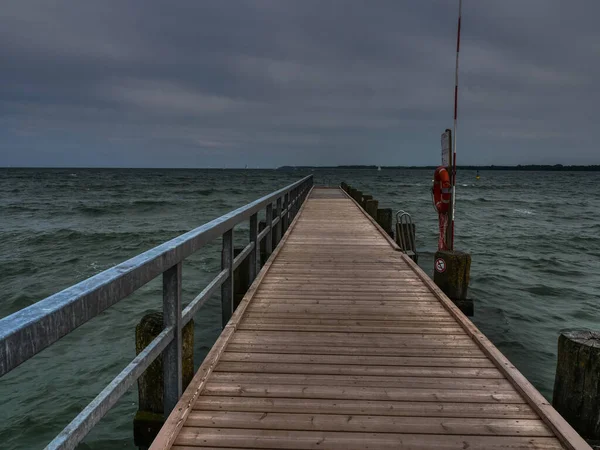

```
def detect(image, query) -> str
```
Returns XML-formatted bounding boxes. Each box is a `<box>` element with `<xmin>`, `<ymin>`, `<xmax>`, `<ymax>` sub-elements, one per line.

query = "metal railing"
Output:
<box><xmin>395</xmin><ymin>209</ymin><xmax>417</xmax><ymax>261</ymax></box>
<box><xmin>0</xmin><ymin>174</ymin><xmax>313</xmax><ymax>449</ymax></box>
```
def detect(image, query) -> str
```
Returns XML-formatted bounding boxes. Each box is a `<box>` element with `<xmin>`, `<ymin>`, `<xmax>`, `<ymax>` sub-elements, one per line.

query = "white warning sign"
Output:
<box><xmin>435</xmin><ymin>258</ymin><xmax>447</xmax><ymax>273</ymax></box>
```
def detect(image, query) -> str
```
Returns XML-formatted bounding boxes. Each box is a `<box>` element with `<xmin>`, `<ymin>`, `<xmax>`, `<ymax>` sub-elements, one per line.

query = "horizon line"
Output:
<box><xmin>1</xmin><ymin>163</ymin><xmax>600</xmax><ymax>170</ymax></box>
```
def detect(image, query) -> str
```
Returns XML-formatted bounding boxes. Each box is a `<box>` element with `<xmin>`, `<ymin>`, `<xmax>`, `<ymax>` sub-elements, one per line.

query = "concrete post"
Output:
<box><xmin>553</xmin><ymin>330</ymin><xmax>600</xmax><ymax>445</ymax></box>
<box><xmin>433</xmin><ymin>250</ymin><xmax>473</xmax><ymax>316</ymax></box>
<box><xmin>134</xmin><ymin>312</ymin><xmax>194</xmax><ymax>449</ymax></box>
<box><xmin>365</xmin><ymin>199</ymin><xmax>379</xmax><ymax>220</ymax></box>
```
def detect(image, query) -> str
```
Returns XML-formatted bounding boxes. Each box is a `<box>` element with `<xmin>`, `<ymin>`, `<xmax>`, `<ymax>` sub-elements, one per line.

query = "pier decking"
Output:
<box><xmin>151</xmin><ymin>188</ymin><xmax>589</xmax><ymax>450</ymax></box>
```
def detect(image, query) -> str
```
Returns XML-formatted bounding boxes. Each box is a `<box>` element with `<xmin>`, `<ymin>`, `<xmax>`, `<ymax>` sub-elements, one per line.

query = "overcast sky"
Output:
<box><xmin>1</xmin><ymin>1</ymin><xmax>598</xmax><ymax>168</ymax></box>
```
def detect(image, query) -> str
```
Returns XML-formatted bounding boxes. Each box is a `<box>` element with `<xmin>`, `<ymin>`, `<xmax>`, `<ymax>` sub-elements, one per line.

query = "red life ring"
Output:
<box><xmin>433</xmin><ymin>166</ymin><xmax>451</xmax><ymax>214</ymax></box>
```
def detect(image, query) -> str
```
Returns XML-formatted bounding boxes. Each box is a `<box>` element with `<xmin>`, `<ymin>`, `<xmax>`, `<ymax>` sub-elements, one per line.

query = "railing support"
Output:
<box><xmin>265</xmin><ymin>203</ymin><xmax>273</xmax><ymax>256</ymax></box>
<box><xmin>221</xmin><ymin>229</ymin><xmax>234</xmax><ymax>328</ymax></box>
<box><xmin>249</xmin><ymin>213</ymin><xmax>258</xmax><ymax>282</ymax></box>
<box><xmin>162</xmin><ymin>262</ymin><xmax>182</xmax><ymax>416</ymax></box>
<box><xmin>275</xmin><ymin>197</ymin><xmax>282</xmax><ymax>244</ymax></box>
<box><xmin>283</xmin><ymin>193</ymin><xmax>289</xmax><ymax>233</ymax></box>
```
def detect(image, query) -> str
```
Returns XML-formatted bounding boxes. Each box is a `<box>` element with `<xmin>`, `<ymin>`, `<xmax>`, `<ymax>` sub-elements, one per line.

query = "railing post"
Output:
<box><xmin>265</xmin><ymin>203</ymin><xmax>273</xmax><ymax>256</ymax></box>
<box><xmin>291</xmin><ymin>187</ymin><xmax>297</xmax><ymax>218</ymax></box>
<box><xmin>275</xmin><ymin>197</ymin><xmax>282</xmax><ymax>244</ymax></box>
<box><xmin>249</xmin><ymin>213</ymin><xmax>258</xmax><ymax>283</ymax></box>
<box><xmin>221</xmin><ymin>229</ymin><xmax>234</xmax><ymax>328</ymax></box>
<box><xmin>163</xmin><ymin>262</ymin><xmax>182</xmax><ymax>416</ymax></box>
<box><xmin>283</xmin><ymin>193</ymin><xmax>289</xmax><ymax>233</ymax></box>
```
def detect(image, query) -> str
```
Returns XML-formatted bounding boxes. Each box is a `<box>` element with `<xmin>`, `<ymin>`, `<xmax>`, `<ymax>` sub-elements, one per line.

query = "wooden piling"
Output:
<box><xmin>365</xmin><ymin>199</ymin><xmax>379</xmax><ymax>219</ymax></box>
<box><xmin>553</xmin><ymin>330</ymin><xmax>600</xmax><ymax>445</ymax></box>
<box><xmin>133</xmin><ymin>312</ymin><xmax>194</xmax><ymax>449</ymax></box>
<box><xmin>361</xmin><ymin>194</ymin><xmax>373</xmax><ymax>209</ymax></box>
<box><xmin>433</xmin><ymin>250</ymin><xmax>473</xmax><ymax>316</ymax></box>
<box><xmin>376</xmin><ymin>208</ymin><xmax>393</xmax><ymax>238</ymax></box>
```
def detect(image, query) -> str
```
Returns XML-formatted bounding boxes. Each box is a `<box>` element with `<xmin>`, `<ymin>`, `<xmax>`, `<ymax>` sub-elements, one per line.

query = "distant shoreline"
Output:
<box><xmin>276</xmin><ymin>165</ymin><xmax>600</xmax><ymax>171</ymax></box>
<box><xmin>2</xmin><ymin>164</ymin><xmax>600</xmax><ymax>171</ymax></box>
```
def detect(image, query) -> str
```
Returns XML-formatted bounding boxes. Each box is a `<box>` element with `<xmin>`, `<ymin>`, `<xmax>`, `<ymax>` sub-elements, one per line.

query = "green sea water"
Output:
<box><xmin>1</xmin><ymin>168</ymin><xmax>599</xmax><ymax>449</ymax></box>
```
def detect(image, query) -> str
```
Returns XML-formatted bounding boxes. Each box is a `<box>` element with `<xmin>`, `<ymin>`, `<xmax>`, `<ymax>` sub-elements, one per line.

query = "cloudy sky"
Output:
<box><xmin>1</xmin><ymin>1</ymin><xmax>598</xmax><ymax>168</ymax></box>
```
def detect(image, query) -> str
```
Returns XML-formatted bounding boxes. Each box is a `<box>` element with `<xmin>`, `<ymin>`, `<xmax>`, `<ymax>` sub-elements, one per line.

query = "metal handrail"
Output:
<box><xmin>0</xmin><ymin>174</ymin><xmax>313</xmax><ymax>449</ymax></box>
<box><xmin>395</xmin><ymin>209</ymin><xmax>416</xmax><ymax>256</ymax></box>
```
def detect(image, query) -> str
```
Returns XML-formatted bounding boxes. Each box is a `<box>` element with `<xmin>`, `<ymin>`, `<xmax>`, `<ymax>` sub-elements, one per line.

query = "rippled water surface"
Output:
<box><xmin>1</xmin><ymin>168</ymin><xmax>599</xmax><ymax>449</ymax></box>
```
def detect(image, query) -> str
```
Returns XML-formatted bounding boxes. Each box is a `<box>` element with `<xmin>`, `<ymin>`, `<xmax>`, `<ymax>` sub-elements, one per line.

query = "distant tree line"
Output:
<box><xmin>277</xmin><ymin>164</ymin><xmax>600</xmax><ymax>171</ymax></box>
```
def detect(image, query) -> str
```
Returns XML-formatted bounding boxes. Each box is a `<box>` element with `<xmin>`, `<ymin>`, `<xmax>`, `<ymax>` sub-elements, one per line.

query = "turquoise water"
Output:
<box><xmin>1</xmin><ymin>168</ymin><xmax>599</xmax><ymax>449</ymax></box>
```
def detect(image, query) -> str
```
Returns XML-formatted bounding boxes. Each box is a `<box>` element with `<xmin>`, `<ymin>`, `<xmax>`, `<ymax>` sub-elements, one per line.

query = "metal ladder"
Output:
<box><xmin>395</xmin><ymin>210</ymin><xmax>417</xmax><ymax>262</ymax></box>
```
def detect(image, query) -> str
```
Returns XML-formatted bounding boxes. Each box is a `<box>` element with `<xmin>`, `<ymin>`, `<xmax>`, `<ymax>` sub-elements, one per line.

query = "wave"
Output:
<box><xmin>27</xmin><ymin>228</ymin><xmax>191</xmax><ymax>246</ymax></box>
<box><xmin>173</xmin><ymin>188</ymin><xmax>216</xmax><ymax>196</ymax></box>
<box><xmin>77</xmin><ymin>206</ymin><xmax>106</xmax><ymax>216</ymax></box>
<box><xmin>131</xmin><ymin>200</ymin><xmax>171</xmax><ymax>207</ymax></box>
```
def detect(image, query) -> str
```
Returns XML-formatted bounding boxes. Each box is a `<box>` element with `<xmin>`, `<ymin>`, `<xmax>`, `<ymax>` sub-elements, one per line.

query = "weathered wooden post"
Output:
<box><xmin>133</xmin><ymin>312</ymin><xmax>194</xmax><ymax>449</ymax></box>
<box><xmin>340</xmin><ymin>182</ymin><xmax>348</xmax><ymax>191</ymax></box>
<box><xmin>275</xmin><ymin>197</ymin><xmax>282</xmax><ymax>246</ymax></box>
<box><xmin>221</xmin><ymin>230</ymin><xmax>234</xmax><ymax>327</ymax></box>
<box><xmin>258</xmin><ymin>221</ymin><xmax>268</xmax><ymax>265</ymax></box>
<box><xmin>233</xmin><ymin>248</ymin><xmax>250</xmax><ymax>309</ymax></box>
<box><xmin>365</xmin><ymin>199</ymin><xmax>378</xmax><ymax>219</ymax></box>
<box><xmin>433</xmin><ymin>250</ymin><xmax>473</xmax><ymax>316</ymax></box>
<box><xmin>361</xmin><ymin>194</ymin><xmax>373</xmax><ymax>209</ymax></box>
<box><xmin>553</xmin><ymin>330</ymin><xmax>600</xmax><ymax>445</ymax></box>
<box><xmin>376</xmin><ymin>208</ymin><xmax>393</xmax><ymax>237</ymax></box>
<box><xmin>352</xmin><ymin>189</ymin><xmax>363</xmax><ymax>204</ymax></box>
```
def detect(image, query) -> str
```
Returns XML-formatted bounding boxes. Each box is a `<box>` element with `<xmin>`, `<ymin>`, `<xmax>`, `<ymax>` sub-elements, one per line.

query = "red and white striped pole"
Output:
<box><xmin>450</xmin><ymin>0</ymin><xmax>462</xmax><ymax>250</ymax></box>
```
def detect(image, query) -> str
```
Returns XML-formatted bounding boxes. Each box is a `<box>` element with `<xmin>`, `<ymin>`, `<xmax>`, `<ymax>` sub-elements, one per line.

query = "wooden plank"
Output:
<box><xmin>241</xmin><ymin>316</ymin><xmax>459</xmax><ymax>325</ymax></box>
<box><xmin>220</xmin><ymin>352</ymin><xmax>495</xmax><ymax>368</ymax></box>
<box><xmin>225</xmin><ymin>343</ymin><xmax>485</xmax><ymax>357</ymax></box>
<box><xmin>229</xmin><ymin>337</ymin><xmax>474</xmax><ymax>348</ymax></box>
<box><xmin>210</xmin><ymin>373</ymin><xmax>514</xmax><ymax>390</ymax></box>
<box><xmin>257</xmin><ymin>286</ymin><xmax>433</xmax><ymax>292</ymax></box>
<box><xmin>193</xmin><ymin>396</ymin><xmax>538</xmax><ymax>418</ymax></box>
<box><xmin>246</xmin><ymin>305</ymin><xmax>452</xmax><ymax>316</ymax></box>
<box><xmin>233</xmin><ymin>330</ymin><xmax>471</xmax><ymax>343</ymax></box>
<box><xmin>251</xmin><ymin>295</ymin><xmax>441</xmax><ymax>302</ymax></box>
<box><xmin>249</xmin><ymin>299</ymin><xmax>445</xmax><ymax>306</ymax></box>
<box><xmin>239</xmin><ymin>311</ymin><xmax>460</xmax><ymax>321</ymax></box>
<box><xmin>174</xmin><ymin>429</ymin><xmax>563</xmax><ymax>449</ymax></box>
<box><xmin>203</xmin><ymin>383</ymin><xmax>524</xmax><ymax>403</ymax></box>
<box><xmin>215</xmin><ymin>362</ymin><xmax>505</xmax><ymax>378</ymax></box>
<box><xmin>185</xmin><ymin>411</ymin><xmax>553</xmax><ymax>436</ymax></box>
<box><xmin>237</xmin><ymin>323</ymin><xmax>466</xmax><ymax>334</ymax></box>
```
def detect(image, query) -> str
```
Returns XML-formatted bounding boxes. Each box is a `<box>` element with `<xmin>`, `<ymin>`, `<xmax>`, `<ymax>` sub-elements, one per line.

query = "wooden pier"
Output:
<box><xmin>151</xmin><ymin>187</ymin><xmax>589</xmax><ymax>450</ymax></box>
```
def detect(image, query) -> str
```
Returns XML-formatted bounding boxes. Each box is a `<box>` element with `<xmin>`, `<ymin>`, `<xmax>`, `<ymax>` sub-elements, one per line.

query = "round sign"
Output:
<box><xmin>434</xmin><ymin>258</ymin><xmax>446</xmax><ymax>273</ymax></box>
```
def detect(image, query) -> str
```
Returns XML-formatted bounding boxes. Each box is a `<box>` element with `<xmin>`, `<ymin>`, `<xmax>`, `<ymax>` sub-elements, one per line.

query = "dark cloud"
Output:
<box><xmin>1</xmin><ymin>0</ymin><xmax>598</xmax><ymax>167</ymax></box>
